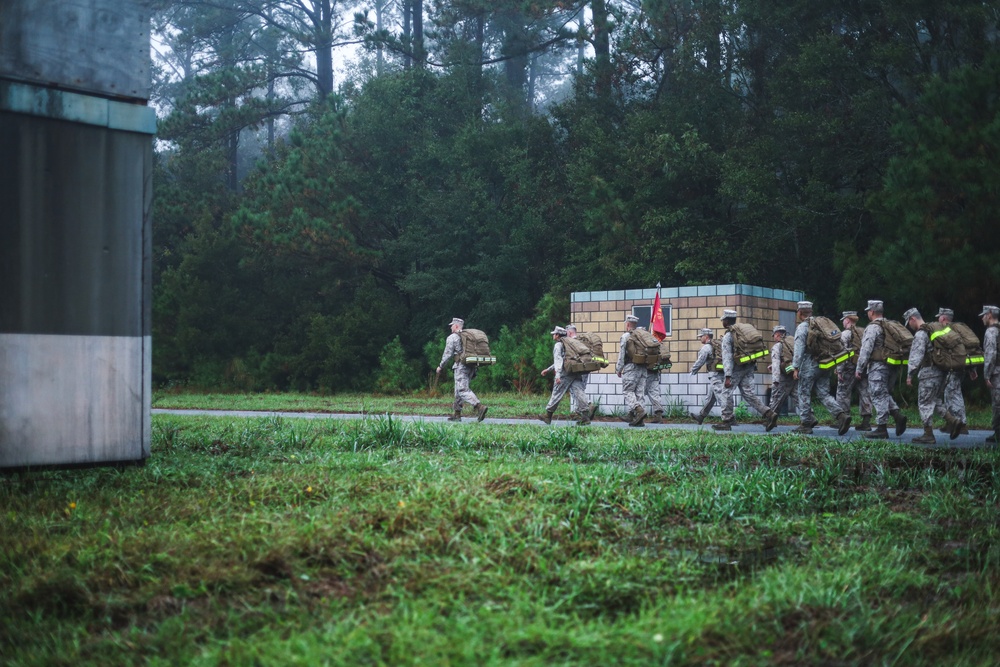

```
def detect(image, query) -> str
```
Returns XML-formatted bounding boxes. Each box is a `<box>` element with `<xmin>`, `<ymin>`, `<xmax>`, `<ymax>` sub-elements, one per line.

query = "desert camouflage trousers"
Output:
<box><xmin>769</xmin><ymin>376</ymin><xmax>797</xmax><ymax>413</ymax></box>
<box><xmin>991</xmin><ymin>370</ymin><xmax>1000</xmax><ymax>435</ymax></box>
<box><xmin>698</xmin><ymin>373</ymin><xmax>726</xmax><ymax>418</ymax></box>
<box><xmin>642</xmin><ymin>370</ymin><xmax>664</xmax><ymax>415</ymax></box>
<box><xmin>546</xmin><ymin>372</ymin><xmax>591</xmax><ymax>414</ymax></box>
<box><xmin>943</xmin><ymin>370</ymin><xmax>968</xmax><ymax>422</ymax></box>
<box><xmin>916</xmin><ymin>366</ymin><xmax>948</xmax><ymax>427</ymax></box>
<box><xmin>867</xmin><ymin>363</ymin><xmax>900</xmax><ymax>426</ymax></box>
<box><xmin>797</xmin><ymin>362</ymin><xmax>842</xmax><ymax>423</ymax></box>
<box><xmin>722</xmin><ymin>364</ymin><xmax>769</xmax><ymax>421</ymax></box>
<box><xmin>837</xmin><ymin>363</ymin><xmax>872</xmax><ymax>417</ymax></box>
<box><xmin>621</xmin><ymin>364</ymin><xmax>646</xmax><ymax>415</ymax></box>
<box><xmin>452</xmin><ymin>364</ymin><xmax>480</xmax><ymax>411</ymax></box>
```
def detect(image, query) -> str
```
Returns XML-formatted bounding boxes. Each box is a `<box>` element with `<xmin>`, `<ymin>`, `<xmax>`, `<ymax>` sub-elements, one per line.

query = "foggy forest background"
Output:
<box><xmin>149</xmin><ymin>0</ymin><xmax>1000</xmax><ymax>395</ymax></box>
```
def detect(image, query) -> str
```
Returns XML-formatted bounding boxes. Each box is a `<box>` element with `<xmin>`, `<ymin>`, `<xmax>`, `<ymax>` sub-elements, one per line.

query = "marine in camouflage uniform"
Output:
<box><xmin>436</xmin><ymin>317</ymin><xmax>488</xmax><ymax>422</ymax></box>
<box><xmin>768</xmin><ymin>325</ymin><xmax>797</xmax><ymax>417</ymax></box>
<box><xmin>936</xmin><ymin>308</ymin><xmax>974</xmax><ymax>434</ymax></box>
<box><xmin>903</xmin><ymin>308</ymin><xmax>961</xmax><ymax>444</ymax></box>
<box><xmin>642</xmin><ymin>358</ymin><xmax>665</xmax><ymax>424</ymax></box>
<box><xmin>855</xmin><ymin>300</ymin><xmax>907</xmax><ymax>439</ymax></box>
<box><xmin>836</xmin><ymin>311</ymin><xmax>872</xmax><ymax>431</ymax></box>
<box><xmin>980</xmin><ymin>305</ymin><xmax>1000</xmax><ymax>445</ymax></box>
<box><xmin>616</xmin><ymin>315</ymin><xmax>648</xmax><ymax>426</ymax></box>
<box><xmin>718</xmin><ymin>310</ymin><xmax>778</xmax><ymax>432</ymax></box>
<box><xmin>690</xmin><ymin>328</ymin><xmax>726</xmax><ymax>425</ymax></box>
<box><xmin>540</xmin><ymin>326</ymin><xmax>596</xmax><ymax>425</ymax></box>
<box><xmin>791</xmin><ymin>301</ymin><xmax>851</xmax><ymax>435</ymax></box>
<box><xmin>541</xmin><ymin>324</ymin><xmax>585</xmax><ymax>412</ymax></box>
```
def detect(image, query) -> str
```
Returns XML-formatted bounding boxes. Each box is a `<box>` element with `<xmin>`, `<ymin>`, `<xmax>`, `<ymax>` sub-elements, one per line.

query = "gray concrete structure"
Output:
<box><xmin>1</xmin><ymin>0</ymin><xmax>154</xmax><ymax>468</ymax></box>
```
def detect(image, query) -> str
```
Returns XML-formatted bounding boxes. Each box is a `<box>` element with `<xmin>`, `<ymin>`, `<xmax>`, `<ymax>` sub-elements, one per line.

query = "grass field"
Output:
<box><xmin>3</xmin><ymin>413</ymin><xmax>999</xmax><ymax>665</ymax></box>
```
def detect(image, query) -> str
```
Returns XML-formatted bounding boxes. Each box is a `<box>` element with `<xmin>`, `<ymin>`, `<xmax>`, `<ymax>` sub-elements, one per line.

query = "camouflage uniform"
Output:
<box><xmin>983</xmin><ymin>314</ymin><xmax>1000</xmax><ymax>438</ymax></box>
<box><xmin>856</xmin><ymin>317</ymin><xmax>901</xmax><ymax>428</ymax></box>
<box><xmin>907</xmin><ymin>326</ymin><xmax>948</xmax><ymax>428</ymax></box>
<box><xmin>642</xmin><ymin>366</ymin><xmax>664</xmax><ymax>419</ymax></box>
<box><xmin>792</xmin><ymin>319</ymin><xmax>843</xmax><ymax>426</ymax></box>
<box><xmin>545</xmin><ymin>339</ymin><xmax>592</xmax><ymax>417</ymax></box>
<box><xmin>768</xmin><ymin>337</ymin><xmax>796</xmax><ymax>413</ymax></box>
<box><xmin>836</xmin><ymin>325</ymin><xmax>872</xmax><ymax>422</ymax></box>
<box><xmin>938</xmin><ymin>311</ymin><xmax>971</xmax><ymax>425</ymax></box>
<box><xmin>690</xmin><ymin>337</ymin><xmax>725</xmax><ymax>421</ymax></box>
<box><xmin>616</xmin><ymin>329</ymin><xmax>646</xmax><ymax>421</ymax></box>
<box><xmin>721</xmin><ymin>326</ymin><xmax>770</xmax><ymax>422</ymax></box>
<box><xmin>440</xmin><ymin>332</ymin><xmax>481</xmax><ymax>412</ymax></box>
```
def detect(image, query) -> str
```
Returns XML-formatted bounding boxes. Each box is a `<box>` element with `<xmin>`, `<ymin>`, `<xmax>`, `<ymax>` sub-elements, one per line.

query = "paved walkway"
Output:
<box><xmin>152</xmin><ymin>409</ymin><xmax>996</xmax><ymax>450</ymax></box>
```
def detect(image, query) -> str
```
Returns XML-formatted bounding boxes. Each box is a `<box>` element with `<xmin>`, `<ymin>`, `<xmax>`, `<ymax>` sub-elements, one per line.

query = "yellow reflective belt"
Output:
<box><xmin>967</xmin><ymin>355</ymin><xmax>985</xmax><ymax>365</ymax></box>
<box><xmin>887</xmin><ymin>357</ymin><xmax>907</xmax><ymax>365</ymax></box>
<box><xmin>738</xmin><ymin>350</ymin><xmax>769</xmax><ymax>364</ymax></box>
<box><xmin>929</xmin><ymin>326</ymin><xmax>952</xmax><ymax>341</ymax></box>
<box><xmin>819</xmin><ymin>359</ymin><xmax>836</xmax><ymax>369</ymax></box>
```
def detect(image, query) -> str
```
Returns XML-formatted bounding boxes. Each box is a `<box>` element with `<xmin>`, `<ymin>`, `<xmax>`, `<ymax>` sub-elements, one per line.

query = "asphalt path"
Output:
<box><xmin>152</xmin><ymin>409</ymin><xmax>997</xmax><ymax>450</ymax></box>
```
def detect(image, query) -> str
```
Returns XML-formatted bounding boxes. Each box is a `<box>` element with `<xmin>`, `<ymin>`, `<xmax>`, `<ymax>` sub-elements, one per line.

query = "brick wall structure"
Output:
<box><xmin>570</xmin><ymin>284</ymin><xmax>804</xmax><ymax>416</ymax></box>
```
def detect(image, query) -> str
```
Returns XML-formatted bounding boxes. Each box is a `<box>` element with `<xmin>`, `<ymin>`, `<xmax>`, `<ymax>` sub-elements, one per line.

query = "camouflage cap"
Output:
<box><xmin>978</xmin><ymin>305</ymin><xmax>1000</xmax><ymax>318</ymax></box>
<box><xmin>565</xmin><ymin>324</ymin><xmax>577</xmax><ymax>331</ymax></box>
<box><xmin>902</xmin><ymin>307</ymin><xmax>921</xmax><ymax>322</ymax></box>
<box><xmin>936</xmin><ymin>307</ymin><xmax>954</xmax><ymax>319</ymax></box>
<box><xmin>841</xmin><ymin>311</ymin><xmax>859</xmax><ymax>321</ymax></box>
<box><xmin>772</xmin><ymin>325</ymin><xmax>787</xmax><ymax>334</ymax></box>
<box><xmin>550</xmin><ymin>326</ymin><xmax>568</xmax><ymax>336</ymax></box>
<box><xmin>865</xmin><ymin>300</ymin><xmax>883</xmax><ymax>312</ymax></box>
<box><xmin>449</xmin><ymin>317</ymin><xmax>465</xmax><ymax>327</ymax></box>
<box><xmin>796</xmin><ymin>301</ymin><xmax>813</xmax><ymax>310</ymax></box>
<box><xmin>720</xmin><ymin>309</ymin><xmax>738</xmax><ymax>320</ymax></box>
<box><xmin>625</xmin><ymin>315</ymin><xmax>639</xmax><ymax>324</ymax></box>
<box><xmin>697</xmin><ymin>328</ymin><xmax>713</xmax><ymax>338</ymax></box>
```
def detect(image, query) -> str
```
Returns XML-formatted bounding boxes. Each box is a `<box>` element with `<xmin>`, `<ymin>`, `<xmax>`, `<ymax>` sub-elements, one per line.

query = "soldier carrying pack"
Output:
<box><xmin>456</xmin><ymin>329</ymin><xmax>497</xmax><ymax>366</ymax></box>
<box><xmin>872</xmin><ymin>319</ymin><xmax>913</xmax><ymax>367</ymax></box>
<box><xmin>626</xmin><ymin>328</ymin><xmax>671</xmax><ymax>369</ymax></box>
<box><xmin>562</xmin><ymin>333</ymin><xmax>608</xmax><ymax>374</ymax></box>
<box><xmin>779</xmin><ymin>336</ymin><xmax>795</xmax><ymax>376</ymax></box>
<box><xmin>949</xmin><ymin>321</ymin><xmax>985</xmax><ymax>366</ymax></box>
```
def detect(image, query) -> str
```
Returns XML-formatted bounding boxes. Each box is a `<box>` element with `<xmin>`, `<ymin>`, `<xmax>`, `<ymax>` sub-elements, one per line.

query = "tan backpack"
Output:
<box><xmin>626</xmin><ymin>328</ymin><xmax>669</xmax><ymax>368</ymax></box>
<box><xmin>949</xmin><ymin>321</ymin><xmax>985</xmax><ymax>366</ymax></box>
<box><xmin>872</xmin><ymin>319</ymin><xmax>913</xmax><ymax>367</ymax></box>
<box><xmin>562</xmin><ymin>336</ymin><xmax>603</xmax><ymax>373</ymax></box>
<box><xmin>456</xmin><ymin>329</ymin><xmax>496</xmax><ymax>366</ymax></box>
<box><xmin>729</xmin><ymin>323</ymin><xmax>769</xmax><ymax>365</ymax></box>
<box><xmin>923</xmin><ymin>323</ymin><xmax>967</xmax><ymax>371</ymax></box>
<box><xmin>575</xmin><ymin>332</ymin><xmax>609</xmax><ymax>366</ymax></box>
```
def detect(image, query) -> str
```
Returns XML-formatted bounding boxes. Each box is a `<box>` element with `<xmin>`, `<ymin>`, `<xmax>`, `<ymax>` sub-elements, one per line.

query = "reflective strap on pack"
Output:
<box><xmin>737</xmin><ymin>349</ymin><xmax>769</xmax><ymax>364</ymax></box>
<box><xmin>886</xmin><ymin>357</ymin><xmax>908</xmax><ymax>366</ymax></box>
<box><xmin>967</xmin><ymin>355</ymin><xmax>985</xmax><ymax>365</ymax></box>
<box><xmin>929</xmin><ymin>326</ymin><xmax>952</xmax><ymax>342</ymax></box>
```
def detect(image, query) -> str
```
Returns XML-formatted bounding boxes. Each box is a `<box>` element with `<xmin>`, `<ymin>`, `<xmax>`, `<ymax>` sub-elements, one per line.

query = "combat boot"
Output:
<box><xmin>447</xmin><ymin>410</ymin><xmax>462</xmax><ymax>422</ymax></box>
<box><xmin>803</xmin><ymin>418</ymin><xmax>819</xmax><ymax>429</ymax></box>
<box><xmin>576</xmin><ymin>409</ymin><xmax>592</xmax><ymax>426</ymax></box>
<box><xmin>692</xmin><ymin>411</ymin><xmax>706</xmax><ymax>425</ymax></box>
<box><xmin>836</xmin><ymin>411</ymin><xmax>852</xmax><ymax>436</ymax></box>
<box><xmin>855</xmin><ymin>415</ymin><xmax>872</xmax><ymax>432</ymax></box>
<box><xmin>588</xmin><ymin>405</ymin><xmax>599</xmax><ymax>422</ymax></box>
<box><xmin>475</xmin><ymin>404</ymin><xmax>489</xmax><ymax>422</ymax></box>
<box><xmin>712</xmin><ymin>420</ymin><xmax>733</xmax><ymax>431</ymax></box>
<box><xmin>864</xmin><ymin>424</ymin><xmax>889</xmax><ymax>439</ymax></box>
<box><xmin>790</xmin><ymin>424</ymin><xmax>813</xmax><ymax>435</ymax></box>
<box><xmin>629</xmin><ymin>407</ymin><xmax>647</xmax><ymax>427</ymax></box>
<box><xmin>943</xmin><ymin>412</ymin><xmax>963</xmax><ymax>441</ymax></box>
<box><xmin>912</xmin><ymin>426</ymin><xmax>936</xmax><ymax>445</ymax></box>
<box><xmin>986</xmin><ymin>433</ymin><xmax>997</xmax><ymax>444</ymax></box>
<box><xmin>764</xmin><ymin>409</ymin><xmax>779</xmax><ymax>432</ymax></box>
<box><xmin>539</xmin><ymin>410</ymin><xmax>554</xmax><ymax>425</ymax></box>
<box><xmin>649</xmin><ymin>411</ymin><xmax>664</xmax><ymax>424</ymax></box>
<box><xmin>890</xmin><ymin>409</ymin><xmax>908</xmax><ymax>436</ymax></box>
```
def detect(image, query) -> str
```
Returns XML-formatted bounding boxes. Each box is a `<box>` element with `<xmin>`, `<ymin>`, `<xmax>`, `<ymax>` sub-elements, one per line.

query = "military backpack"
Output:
<box><xmin>922</xmin><ymin>323</ymin><xmax>967</xmax><ymax>371</ymax></box>
<box><xmin>576</xmin><ymin>332</ymin><xmax>609</xmax><ymax>367</ymax></box>
<box><xmin>729</xmin><ymin>323</ymin><xmax>769</xmax><ymax>366</ymax></box>
<box><xmin>949</xmin><ymin>321</ymin><xmax>985</xmax><ymax>366</ymax></box>
<box><xmin>872</xmin><ymin>319</ymin><xmax>913</xmax><ymax>367</ymax></box>
<box><xmin>456</xmin><ymin>329</ymin><xmax>496</xmax><ymax>366</ymax></box>
<box><xmin>779</xmin><ymin>337</ymin><xmax>795</xmax><ymax>376</ymax></box>
<box><xmin>562</xmin><ymin>335</ymin><xmax>605</xmax><ymax>374</ymax></box>
<box><xmin>626</xmin><ymin>328</ymin><xmax>669</xmax><ymax>369</ymax></box>
<box><xmin>806</xmin><ymin>316</ymin><xmax>852</xmax><ymax>369</ymax></box>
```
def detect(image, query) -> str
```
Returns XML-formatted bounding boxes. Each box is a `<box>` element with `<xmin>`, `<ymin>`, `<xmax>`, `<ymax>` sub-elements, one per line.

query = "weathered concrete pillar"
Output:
<box><xmin>0</xmin><ymin>1</ymin><xmax>154</xmax><ymax>468</ymax></box>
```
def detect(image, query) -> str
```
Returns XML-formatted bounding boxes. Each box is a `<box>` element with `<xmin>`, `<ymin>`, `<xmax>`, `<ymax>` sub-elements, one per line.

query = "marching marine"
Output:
<box><xmin>855</xmin><ymin>300</ymin><xmax>908</xmax><ymax>439</ymax></box>
<box><xmin>719</xmin><ymin>310</ymin><xmax>778</xmax><ymax>431</ymax></box>
<box><xmin>980</xmin><ymin>305</ymin><xmax>1000</xmax><ymax>446</ymax></box>
<box><xmin>541</xmin><ymin>324</ymin><xmax>584</xmax><ymax>413</ymax></box>
<box><xmin>616</xmin><ymin>315</ymin><xmax>648</xmax><ymax>427</ymax></box>
<box><xmin>936</xmin><ymin>307</ymin><xmax>975</xmax><ymax>435</ymax></box>
<box><xmin>767</xmin><ymin>325</ymin><xmax>796</xmax><ymax>418</ymax></box>
<box><xmin>791</xmin><ymin>301</ymin><xmax>852</xmax><ymax>435</ymax></box>
<box><xmin>436</xmin><ymin>317</ymin><xmax>488</xmax><ymax>422</ymax></box>
<box><xmin>903</xmin><ymin>308</ymin><xmax>962</xmax><ymax>444</ymax></box>
<box><xmin>690</xmin><ymin>328</ymin><xmax>726</xmax><ymax>425</ymax></box>
<box><xmin>836</xmin><ymin>311</ymin><xmax>872</xmax><ymax>432</ymax></box>
<box><xmin>539</xmin><ymin>326</ymin><xmax>598</xmax><ymax>425</ymax></box>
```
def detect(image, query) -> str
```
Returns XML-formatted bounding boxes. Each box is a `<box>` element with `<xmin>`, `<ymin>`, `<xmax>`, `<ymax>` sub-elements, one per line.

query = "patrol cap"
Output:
<box><xmin>902</xmin><ymin>307</ymin><xmax>921</xmax><ymax>322</ymax></box>
<box><xmin>841</xmin><ymin>311</ymin><xmax>858</xmax><ymax>321</ymax></box>
<box><xmin>625</xmin><ymin>315</ymin><xmax>639</xmax><ymax>324</ymax></box>
<box><xmin>865</xmin><ymin>300</ymin><xmax>883</xmax><ymax>312</ymax></box>
<box><xmin>697</xmin><ymin>328</ymin><xmax>713</xmax><ymax>338</ymax></box>
<box><xmin>720</xmin><ymin>309</ymin><xmax>738</xmax><ymax>320</ymax></box>
<box><xmin>565</xmin><ymin>324</ymin><xmax>577</xmax><ymax>332</ymax></box>
<box><xmin>936</xmin><ymin>308</ymin><xmax>954</xmax><ymax>319</ymax></box>
<box><xmin>550</xmin><ymin>326</ymin><xmax>568</xmax><ymax>336</ymax></box>
<box><xmin>979</xmin><ymin>305</ymin><xmax>1000</xmax><ymax>318</ymax></box>
<box><xmin>796</xmin><ymin>301</ymin><xmax>813</xmax><ymax>310</ymax></box>
<box><xmin>449</xmin><ymin>317</ymin><xmax>464</xmax><ymax>327</ymax></box>
<box><xmin>772</xmin><ymin>325</ymin><xmax>787</xmax><ymax>334</ymax></box>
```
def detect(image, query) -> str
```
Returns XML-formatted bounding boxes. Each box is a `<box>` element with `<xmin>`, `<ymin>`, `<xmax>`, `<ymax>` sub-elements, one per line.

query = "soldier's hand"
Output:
<box><xmin>855</xmin><ymin>371</ymin><xmax>862</xmax><ymax>380</ymax></box>
<box><xmin>971</xmin><ymin>370</ymin><xmax>979</xmax><ymax>381</ymax></box>
<box><xmin>436</xmin><ymin>366</ymin><xmax>441</xmax><ymax>375</ymax></box>
<box><xmin>617</xmin><ymin>372</ymin><xmax>622</xmax><ymax>378</ymax></box>
<box><xmin>541</xmin><ymin>368</ymin><xmax>549</xmax><ymax>376</ymax></box>
<box><xmin>555</xmin><ymin>377</ymin><xmax>562</xmax><ymax>385</ymax></box>
<box><xmin>906</xmin><ymin>376</ymin><xmax>912</xmax><ymax>386</ymax></box>
<box><xmin>987</xmin><ymin>379</ymin><xmax>994</xmax><ymax>390</ymax></box>
<box><xmin>793</xmin><ymin>370</ymin><xmax>800</xmax><ymax>381</ymax></box>
<box><xmin>724</xmin><ymin>377</ymin><xmax>732</xmax><ymax>389</ymax></box>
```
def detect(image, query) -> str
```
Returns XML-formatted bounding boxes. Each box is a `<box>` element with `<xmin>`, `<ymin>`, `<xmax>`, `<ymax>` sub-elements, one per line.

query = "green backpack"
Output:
<box><xmin>873</xmin><ymin>319</ymin><xmax>913</xmax><ymax>367</ymax></box>
<box><xmin>626</xmin><ymin>328</ymin><xmax>669</xmax><ymax>368</ymax></box>
<box><xmin>729</xmin><ymin>323</ymin><xmax>768</xmax><ymax>365</ymax></box>
<box><xmin>924</xmin><ymin>323</ymin><xmax>967</xmax><ymax>371</ymax></box>
<box><xmin>456</xmin><ymin>329</ymin><xmax>496</xmax><ymax>366</ymax></box>
<box><xmin>949</xmin><ymin>321</ymin><xmax>985</xmax><ymax>366</ymax></box>
<box><xmin>562</xmin><ymin>336</ymin><xmax>602</xmax><ymax>373</ymax></box>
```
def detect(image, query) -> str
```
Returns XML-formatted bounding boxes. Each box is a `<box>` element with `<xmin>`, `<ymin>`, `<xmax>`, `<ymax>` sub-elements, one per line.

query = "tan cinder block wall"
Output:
<box><xmin>568</xmin><ymin>285</ymin><xmax>804</xmax><ymax>415</ymax></box>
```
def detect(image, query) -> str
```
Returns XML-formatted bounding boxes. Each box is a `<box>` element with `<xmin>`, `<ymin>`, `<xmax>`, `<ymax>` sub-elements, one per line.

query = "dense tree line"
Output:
<box><xmin>151</xmin><ymin>0</ymin><xmax>1000</xmax><ymax>393</ymax></box>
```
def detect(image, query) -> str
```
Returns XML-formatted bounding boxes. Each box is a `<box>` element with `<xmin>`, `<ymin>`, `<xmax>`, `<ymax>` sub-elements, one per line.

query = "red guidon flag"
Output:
<box><xmin>651</xmin><ymin>291</ymin><xmax>667</xmax><ymax>341</ymax></box>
